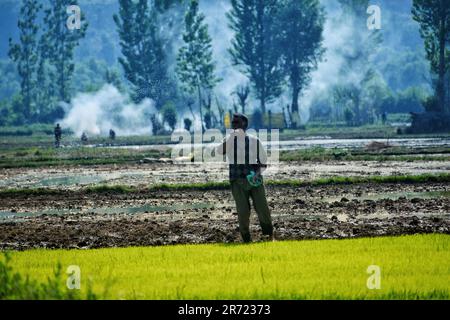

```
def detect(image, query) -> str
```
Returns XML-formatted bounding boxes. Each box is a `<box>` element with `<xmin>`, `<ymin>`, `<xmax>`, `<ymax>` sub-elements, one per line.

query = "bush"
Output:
<box><xmin>162</xmin><ymin>103</ymin><xmax>177</xmax><ymax>131</ymax></box>
<box><xmin>184</xmin><ymin>118</ymin><xmax>192</xmax><ymax>131</ymax></box>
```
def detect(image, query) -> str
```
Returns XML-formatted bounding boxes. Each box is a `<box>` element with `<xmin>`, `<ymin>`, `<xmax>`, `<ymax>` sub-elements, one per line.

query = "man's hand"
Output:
<box><xmin>252</xmin><ymin>171</ymin><xmax>261</xmax><ymax>184</ymax></box>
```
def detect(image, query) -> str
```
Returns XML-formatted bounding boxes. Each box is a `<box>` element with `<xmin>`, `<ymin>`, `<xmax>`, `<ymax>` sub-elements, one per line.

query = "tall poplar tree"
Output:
<box><xmin>228</xmin><ymin>0</ymin><xmax>284</xmax><ymax>114</ymax></box>
<box><xmin>176</xmin><ymin>0</ymin><xmax>219</xmax><ymax>131</ymax></box>
<box><xmin>41</xmin><ymin>0</ymin><xmax>87</xmax><ymax>103</ymax></box>
<box><xmin>8</xmin><ymin>0</ymin><xmax>42</xmax><ymax>123</ymax></box>
<box><xmin>278</xmin><ymin>0</ymin><xmax>325</xmax><ymax>127</ymax></box>
<box><xmin>413</xmin><ymin>0</ymin><xmax>450</xmax><ymax>113</ymax></box>
<box><xmin>114</xmin><ymin>0</ymin><xmax>170</xmax><ymax>107</ymax></box>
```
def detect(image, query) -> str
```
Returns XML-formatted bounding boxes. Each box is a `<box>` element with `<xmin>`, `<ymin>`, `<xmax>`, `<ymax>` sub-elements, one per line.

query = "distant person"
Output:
<box><xmin>81</xmin><ymin>132</ymin><xmax>88</xmax><ymax>143</ymax></box>
<box><xmin>109</xmin><ymin>129</ymin><xmax>116</xmax><ymax>141</ymax></box>
<box><xmin>216</xmin><ymin>113</ymin><xmax>274</xmax><ymax>243</ymax></box>
<box><xmin>54</xmin><ymin>123</ymin><xmax>62</xmax><ymax>148</ymax></box>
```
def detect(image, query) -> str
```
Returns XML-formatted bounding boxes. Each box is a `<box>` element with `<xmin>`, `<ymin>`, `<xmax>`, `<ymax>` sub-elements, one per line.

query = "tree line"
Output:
<box><xmin>8</xmin><ymin>0</ymin><xmax>87</xmax><ymax>125</ymax></box>
<box><xmin>3</xmin><ymin>0</ymin><xmax>450</xmax><ymax>131</ymax></box>
<box><xmin>114</xmin><ymin>0</ymin><xmax>325</xmax><ymax>132</ymax></box>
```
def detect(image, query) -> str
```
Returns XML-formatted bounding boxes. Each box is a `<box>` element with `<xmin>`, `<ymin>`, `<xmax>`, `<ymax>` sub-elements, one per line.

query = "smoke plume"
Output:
<box><xmin>60</xmin><ymin>84</ymin><xmax>155</xmax><ymax>137</ymax></box>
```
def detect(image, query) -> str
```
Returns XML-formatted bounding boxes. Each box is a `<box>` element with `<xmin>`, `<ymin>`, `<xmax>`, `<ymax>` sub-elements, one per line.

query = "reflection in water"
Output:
<box><xmin>0</xmin><ymin>202</ymin><xmax>215</xmax><ymax>222</ymax></box>
<box><xmin>106</xmin><ymin>137</ymin><xmax>450</xmax><ymax>151</ymax></box>
<box><xmin>324</xmin><ymin>191</ymin><xmax>450</xmax><ymax>203</ymax></box>
<box><xmin>38</xmin><ymin>175</ymin><xmax>107</xmax><ymax>187</ymax></box>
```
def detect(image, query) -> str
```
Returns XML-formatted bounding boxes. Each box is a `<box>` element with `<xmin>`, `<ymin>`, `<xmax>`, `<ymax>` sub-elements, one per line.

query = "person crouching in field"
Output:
<box><xmin>216</xmin><ymin>113</ymin><xmax>274</xmax><ymax>243</ymax></box>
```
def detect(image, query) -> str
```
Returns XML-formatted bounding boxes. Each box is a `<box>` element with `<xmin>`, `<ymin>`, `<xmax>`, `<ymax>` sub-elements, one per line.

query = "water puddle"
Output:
<box><xmin>106</xmin><ymin>137</ymin><xmax>450</xmax><ymax>151</ymax></box>
<box><xmin>0</xmin><ymin>174</ymin><xmax>111</xmax><ymax>188</ymax></box>
<box><xmin>0</xmin><ymin>202</ymin><xmax>214</xmax><ymax>222</ymax></box>
<box><xmin>37</xmin><ymin>175</ymin><xmax>108</xmax><ymax>187</ymax></box>
<box><xmin>324</xmin><ymin>191</ymin><xmax>450</xmax><ymax>203</ymax></box>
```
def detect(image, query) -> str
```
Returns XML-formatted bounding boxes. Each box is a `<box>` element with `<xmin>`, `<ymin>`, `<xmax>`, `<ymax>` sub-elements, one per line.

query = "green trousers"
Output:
<box><xmin>230</xmin><ymin>179</ymin><xmax>273</xmax><ymax>242</ymax></box>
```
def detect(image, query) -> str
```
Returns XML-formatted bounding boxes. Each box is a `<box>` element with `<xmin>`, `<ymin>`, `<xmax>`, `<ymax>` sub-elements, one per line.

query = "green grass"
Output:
<box><xmin>1</xmin><ymin>173</ymin><xmax>449</xmax><ymax>197</ymax></box>
<box><xmin>3</xmin><ymin>234</ymin><xmax>449</xmax><ymax>300</ymax></box>
<box><xmin>149</xmin><ymin>173</ymin><xmax>450</xmax><ymax>191</ymax></box>
<box><xmin>280</xmin><ymin>146</ymin><xmax>450</xmax><ymax>162</ymax></box>
<box><xmin>0</xmin><ymin>252</ymin><xmax>99</xmax><ymax>300</ymax></box>
<box><xmin>269</xmin><ymin>172</ymin><xmax>450</xmax><ymax>187</ymax></box>
<box><xmin>0</xmin><ymin>146</ymin><xmax>169</xmax><ymax>169</ymax></box>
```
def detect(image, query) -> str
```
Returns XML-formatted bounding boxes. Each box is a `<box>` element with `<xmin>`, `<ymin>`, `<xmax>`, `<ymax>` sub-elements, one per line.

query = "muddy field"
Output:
<box><xmin>1</xmin><ymin>182</ymin><xmax>449</xmax><ymax>250</ymax></box>
<box><xmin>1</xmin><ymin>160</ymin><xmax>449</xmax><ymax>190</ymax></box>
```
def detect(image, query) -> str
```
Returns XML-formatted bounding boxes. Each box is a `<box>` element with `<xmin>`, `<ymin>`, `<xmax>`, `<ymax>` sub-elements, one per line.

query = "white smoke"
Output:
<box><xmin>60</xmin><ymin>84</ymin><xmax>155</xmax><ymax>137</ymax></box>
<box><xmin>301</xmin><ymin>0</ymin><xmax>379</xmax><ymax>122</ymax></box>
<box><xmin>301</xmin><ymin>4</ymin><xmax>354</xmax><ymax>116</ymax></box>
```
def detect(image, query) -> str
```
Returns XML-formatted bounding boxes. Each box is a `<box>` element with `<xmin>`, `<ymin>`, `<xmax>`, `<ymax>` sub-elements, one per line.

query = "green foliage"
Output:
<box><xmin>5</xmin><ymin>235</ymin><xmax>450</xmax><ymax>299</ymax></box>
<box><xmin>268</xmin><ymin>173</ymin><xmax>450</xmax><ymax>187</ymax></box>
<box><xmin>104</xmin><ymin>67</ymin><xmax>124</xmax><ymax>92</ymax></box>
<box><xmin>0</xmin><ymin>252</ymin><xmax>98</xmax><ymax>300</ymax></box>
<box><xmin>344</xmin><ymin>107</ymin><xmax>355</xmax><ymax>126</ymax></box>
<box><xmin>154</xmin><ymin>0</ymin><xmax>185</xmax><ymax>12</ymax></box>
<box><xmin>41</xmin><ymin>0</ymin><xmax>88</xmax><ymax>103</ymax></box>
<box><xmin>422</xmin><ymin>95</ymin><xmax>440</xmax><ymax>113</ymax></box>
<box><xmin>8</xmin><ymin>0</ymin><xmax>42</xmax><ymax>123</ymax></box>
<box><xmin>114</xmin><ymin>0</ymin><xmax>171</xmax><ymax>107</ymax></box>
<box><xmin>281</xmin><ymin>143</ymin><xmax>450</xmax><ymax>162</ymax></box>
<box><xmin>278</xmin><ymin>0</ymin><xmax>325</xmax><ymax>117</ymax></box>
<box><xmin>412</xmin><ymin>0</ymin><xmax>450</xmax><ymax>113</ymax></box>
<box><xmin>0</xmin><ymin>60</ymin><xmax>20</xmax><ymax>102</ymax></box>
<box><xmin>176</xmin><ymin>0</ymin><xmax>219</xmax><ymax>131</ymax></box>
<box><xmin>176</xmin><ymin>0</ymin><xmax>218</xmax><ymax>94</ymax></box>
<box><xmin>395</xmin><ymin>87</ymin><xmax>427</xmax><ymax>113</ymax></box>
<box><xmin>162</xmin><ymin>102</ymin><xmax>177</xmax><ymax>131</ymax></box>
<box><xmin>7</xmin><ymin>0</ymin><xmax>88</xmax><ymax>124</ymax></box>
<box><xmin>311</xmin><ymin>83</ymin><xmax>428</xmax><ymax>123</ymax></box>
<box><xmin>184</xmin><ymin>118</ymin><xmax>192</xmax><ymax>131</ymax></box>
<box><xmin>228</xmin><ymin>0</ymin><xmax>284</xmax><ymax>113</ymax></box>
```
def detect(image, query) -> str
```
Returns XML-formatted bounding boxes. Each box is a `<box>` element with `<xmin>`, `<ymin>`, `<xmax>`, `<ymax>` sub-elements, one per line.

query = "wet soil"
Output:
<box><xmin>0</xmin><ymin>160</ymin><xmax>449</xmax><ymax>190</ymax></box>
<box><xmin>1</xmin><ymin>182</ymin><xmax>448</xmax><ymax>250</ymax></box>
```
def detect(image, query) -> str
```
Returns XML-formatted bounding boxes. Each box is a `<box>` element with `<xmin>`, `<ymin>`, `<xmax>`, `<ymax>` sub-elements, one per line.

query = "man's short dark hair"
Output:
<box><xmin>233</xmin><ymin>113</ymin><xmax>249</xmax><ymax>129</ymax></box>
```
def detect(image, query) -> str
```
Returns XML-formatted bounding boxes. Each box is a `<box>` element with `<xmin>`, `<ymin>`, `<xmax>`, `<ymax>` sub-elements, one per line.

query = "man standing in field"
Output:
<box><xmin>54</xmin><ymin>123</ymin><xmax>62</xmax><ymax>148</ymax></box>
<box><xmin>217</xmin><ymin>113</ymin><xmax>274</xmax><ymax>243</ymax></box>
